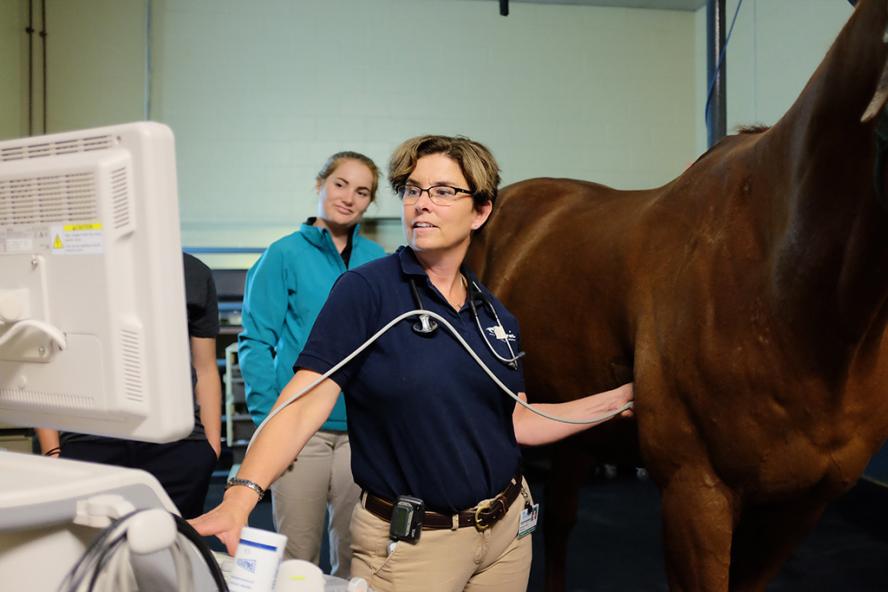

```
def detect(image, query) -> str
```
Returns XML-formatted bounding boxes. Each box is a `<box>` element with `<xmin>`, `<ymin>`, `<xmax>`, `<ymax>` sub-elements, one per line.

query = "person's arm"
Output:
<box><xmin>238</xmin><ymin>249</ymin><xmax>290</xmax><ymax>424</ymax></box>
<box><xmin>192</xmin><ymin>267</ymin><xmax>377</xmax><ymax>555</ymax></box>
<box><xmin>189</xmin><ymin>369</ymin><xmax>340</xmax><ymax>555</ymax></box>
<box><xmin>193</xmin><ymin>335</ymin><xmax>223</xmax><ymax>457</ymax></box>
<box><xmin>35</xmin><ymin>427</ymin><xmax>61</xmax><ymax>456</ymax></box>
<box><xmin>512</xmin><ymin>383</ymin><xmax>634</xmax><ymax>446</ymax></box>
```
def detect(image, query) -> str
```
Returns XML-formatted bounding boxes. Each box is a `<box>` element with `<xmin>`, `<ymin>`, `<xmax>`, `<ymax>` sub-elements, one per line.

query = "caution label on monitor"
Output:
<box><xmin>50</xmin><ymin>223</ymin><xmax>104</xmax><ymax>255</ymax></box>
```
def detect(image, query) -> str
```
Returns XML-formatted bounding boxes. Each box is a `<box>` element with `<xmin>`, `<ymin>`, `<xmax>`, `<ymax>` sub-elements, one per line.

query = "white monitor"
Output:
<box><xmin>0</xmin><ymin>122</ymin><xmax>211</xmax><ymax>591</ymax></box>
<box><xmin>0</xmin><ymin>121</ymin><xmax>193</xmax><ymax>442</ymax></box>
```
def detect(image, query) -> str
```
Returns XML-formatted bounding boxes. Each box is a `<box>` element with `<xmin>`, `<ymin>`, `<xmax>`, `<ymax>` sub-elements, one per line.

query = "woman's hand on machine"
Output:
<box><xmin>188</xmin><ymin>491</ymin><xmax>256</xmax><ymax>556</ymax></box>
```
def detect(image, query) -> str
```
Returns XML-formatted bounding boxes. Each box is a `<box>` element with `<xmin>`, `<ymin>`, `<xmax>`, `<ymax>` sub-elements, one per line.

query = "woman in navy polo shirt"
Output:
<box><xmin>193</xmin><ymin>135</ymin><xmax>633</xmax><ymax>591</ymax></box>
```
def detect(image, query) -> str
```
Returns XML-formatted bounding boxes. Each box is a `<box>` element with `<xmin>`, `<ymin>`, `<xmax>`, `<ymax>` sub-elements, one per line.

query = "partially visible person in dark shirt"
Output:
<box><xmin>36</xmin><ymin>252</ymin><xmax>223</xmax><ymax>518</ymax></box>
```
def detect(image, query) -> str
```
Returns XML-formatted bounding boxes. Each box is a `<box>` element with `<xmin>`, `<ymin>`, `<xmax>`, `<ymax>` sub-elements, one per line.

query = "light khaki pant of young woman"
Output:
<box><xmin>271</xmin><ymin>430</ymin><xmax>360</xmax><ymax>578</ymax></box>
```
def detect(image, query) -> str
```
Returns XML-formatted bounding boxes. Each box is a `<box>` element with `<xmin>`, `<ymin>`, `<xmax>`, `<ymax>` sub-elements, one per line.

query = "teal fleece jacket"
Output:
<box><xmin>238</xmin><ymin>221</ymin><xmax>385</xmax><ymax>430</ymax></box>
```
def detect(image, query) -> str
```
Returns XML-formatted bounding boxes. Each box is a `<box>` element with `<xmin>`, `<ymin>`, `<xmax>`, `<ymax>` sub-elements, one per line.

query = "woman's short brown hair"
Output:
<box><xmin>388</xmin><ymin>135</ymin><xmax>500</xmax><ymax>209</ymax></box>
<box><xmin>317</xmin><ymin>151</ymin><xmax>381</xmax><ymax>202</ymax></box>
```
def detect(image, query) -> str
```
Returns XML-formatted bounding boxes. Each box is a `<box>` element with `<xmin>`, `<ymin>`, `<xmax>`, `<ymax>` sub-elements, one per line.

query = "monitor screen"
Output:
<box><xmin>0</xmin><ymin>122</ymin><xmax>193</xmax><ymax>443</ymax></box>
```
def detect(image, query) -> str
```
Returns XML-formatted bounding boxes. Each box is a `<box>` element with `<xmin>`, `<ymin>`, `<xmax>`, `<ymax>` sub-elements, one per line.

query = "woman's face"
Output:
<box><xmin>316</xmin><ymin>158</ymin><xmax>374</xmax><ymax>229</ymax></box>
<box><xmin>402</xmin><ymin>153</ymin><xmax>491</xmax><ymax>256</ymax></box>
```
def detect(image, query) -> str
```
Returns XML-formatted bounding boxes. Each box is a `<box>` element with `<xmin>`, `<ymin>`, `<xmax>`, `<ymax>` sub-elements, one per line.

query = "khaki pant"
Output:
<box><xmin>271</xmin><ymin>430</ymin><xmax>360</xmax><ymax>578</ymax></box>
<box><xmin>350</xmin><ymin>479</ymin><xmax>533</xmax><ymax>592</ymax></box>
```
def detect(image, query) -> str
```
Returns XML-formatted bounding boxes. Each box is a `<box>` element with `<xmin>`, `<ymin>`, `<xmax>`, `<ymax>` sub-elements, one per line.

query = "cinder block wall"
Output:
<box><xmin>5</xmin><ymin>0</ymin><xmax>853</xmax><ymax>261</ymax></box>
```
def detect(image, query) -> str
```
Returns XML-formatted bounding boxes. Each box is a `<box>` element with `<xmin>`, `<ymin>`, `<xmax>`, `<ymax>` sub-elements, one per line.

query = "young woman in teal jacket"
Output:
<box><xmin>238</xmin><ymin>151</ymin><xmax>385</xmax><ymax>577</ymax></box>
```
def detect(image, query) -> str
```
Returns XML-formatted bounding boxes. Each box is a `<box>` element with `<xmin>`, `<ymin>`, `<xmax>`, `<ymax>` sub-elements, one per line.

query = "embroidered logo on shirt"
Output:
<box><xmin>486</xmin><ymin>325</ymin><xmax>516</xmax><ymax>342</ymax></box>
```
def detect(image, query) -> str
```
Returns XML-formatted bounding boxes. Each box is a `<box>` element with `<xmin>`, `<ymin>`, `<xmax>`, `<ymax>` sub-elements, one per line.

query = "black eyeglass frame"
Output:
<box><xmin>398</xmin><ymin>184</ymin><xmax>475</xmax><ymax>206</ymax></box>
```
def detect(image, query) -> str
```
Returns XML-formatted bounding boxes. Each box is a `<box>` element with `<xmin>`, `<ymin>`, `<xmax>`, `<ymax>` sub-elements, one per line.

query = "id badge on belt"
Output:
<box><xmin>518</xmin><ymin>502</ymin><xmax>539</xmax><ymax>538</ymax></box>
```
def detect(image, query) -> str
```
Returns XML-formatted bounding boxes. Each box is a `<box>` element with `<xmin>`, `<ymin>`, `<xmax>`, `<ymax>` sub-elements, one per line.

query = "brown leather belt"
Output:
<box><xmin>362</xmin><ymin>473</ymin><xmax>523</xmax><ymax>532</ymax></box>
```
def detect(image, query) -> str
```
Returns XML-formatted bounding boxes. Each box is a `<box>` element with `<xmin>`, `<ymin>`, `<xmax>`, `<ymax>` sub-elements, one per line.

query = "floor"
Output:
<box><xmin>523</xmin><ymin>470</ymin><xmax>888</xmax><ymax>591</ymax></box>
<box><xmin>203</xmin><ymin>465</ymin><xmax>888</xmax><ymax>591</ymax></box>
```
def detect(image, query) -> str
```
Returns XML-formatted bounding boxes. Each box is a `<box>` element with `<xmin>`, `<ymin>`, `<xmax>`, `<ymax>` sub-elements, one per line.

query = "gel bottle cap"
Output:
<box><xmin>348</xmin><ymin>577</ymin><xmax>370</xmax><ymax>591</ymax></box>
<box><xmin>274</xmin><ymin>559</ymin><xmax>325</xmax><ymax>591</ymax></box>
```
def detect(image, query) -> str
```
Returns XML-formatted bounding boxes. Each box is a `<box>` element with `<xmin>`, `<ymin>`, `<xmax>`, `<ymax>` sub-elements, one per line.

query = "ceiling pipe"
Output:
<box><xmin>707</xmin><ymin>0</ymin><xmax>727</xmax><ymax>147</ymax></box>
<box><xmin>26</xmin><ymin>0</ymin><xmax>34</xmax><ymax>136</ymax></box>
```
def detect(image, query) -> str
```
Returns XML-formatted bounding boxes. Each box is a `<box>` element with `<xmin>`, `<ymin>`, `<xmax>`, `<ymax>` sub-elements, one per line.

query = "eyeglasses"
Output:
<box><xmin>398</xmin><ymin>184</ymin><xmax>474</xmax><ymax>206</ymax></box>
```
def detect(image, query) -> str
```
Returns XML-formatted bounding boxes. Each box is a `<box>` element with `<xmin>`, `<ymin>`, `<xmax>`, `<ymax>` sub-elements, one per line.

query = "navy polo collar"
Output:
<box><xmin>395</xmin><ymin>246</ymin><xmax>479</xmax><ymax>282</ymax></box>
<box><xmin>396</xmin><ymin>246</ymin><xmax>484</xmax><ymax>310</ymax></box>
<box><xmin>396</xmin><ymin>245</ymin><xmax>427</xmax><ymax>277</ymax></box>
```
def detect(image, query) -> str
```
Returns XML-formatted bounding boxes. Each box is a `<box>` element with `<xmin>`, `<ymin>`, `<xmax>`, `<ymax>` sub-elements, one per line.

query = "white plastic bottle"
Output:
<box><xmin>228</xmin><ymin>526</ymin><xmax>288</xmax><ymax>592</ymax></box>
<box><xmin>347</xmin><ymin>577</ymin><xmax>369</xmax><ymax>592</ymax></box>
<box><xmin>274</xmin><ymin>559</ymin><xmax>325</xmax><ymax>591</ymax></box>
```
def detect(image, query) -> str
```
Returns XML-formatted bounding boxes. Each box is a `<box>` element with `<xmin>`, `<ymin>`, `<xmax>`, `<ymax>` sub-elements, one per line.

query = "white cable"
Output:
<box><xmin>62</xmin><ymin>509</ymin><xmax>196</xmax><ymax>592</ymax></box>
<box><xmin>61</xmin><ymin>519</ymin><xmax>131</xmax><ymax>592</ymax></box>
<box><xmin>0</xmin><ymin>318</ymin><xmax>66</xmax><ymax>350</ymax></box>
<box><xmin>105</xmin><ymin>544</ymin><xmax>130</xmax><ymax>592</ymax></box>
<box><xmin>171</xmin><ymin>537</ymin><xmax>195</xmax><ymax>592</ymax></box>
<box><xmin>249</xmin><ymin>309</ymin><xmax>633</xmax><ymax>450</ymax></box>
<box><xmin>84</xmin><ymin>530</ymin><xmax>128</xmax><ymax>592</ymax></box>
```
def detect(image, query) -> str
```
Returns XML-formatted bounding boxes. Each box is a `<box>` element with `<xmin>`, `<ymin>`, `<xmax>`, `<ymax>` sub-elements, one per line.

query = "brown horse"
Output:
<box><xmin>467</xmin><ymin>1</ymin><xmax>888</xmax><ymax>590</ymax></box>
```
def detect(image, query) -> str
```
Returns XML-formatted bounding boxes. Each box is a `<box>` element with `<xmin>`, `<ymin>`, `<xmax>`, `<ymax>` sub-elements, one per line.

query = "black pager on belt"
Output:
<box><xmin>389</xmin><ymin>495</ymin><xmax>424</xmax><ymax>543</ymax></box>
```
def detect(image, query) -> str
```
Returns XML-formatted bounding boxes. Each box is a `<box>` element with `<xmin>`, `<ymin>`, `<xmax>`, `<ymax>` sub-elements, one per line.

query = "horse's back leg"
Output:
<box><xmin>543</xmin><ymin>440</ymin><xmax>595</xmax><ymax>592</ymax></box>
